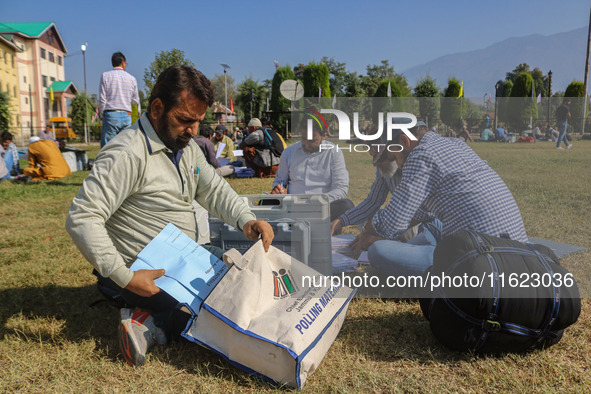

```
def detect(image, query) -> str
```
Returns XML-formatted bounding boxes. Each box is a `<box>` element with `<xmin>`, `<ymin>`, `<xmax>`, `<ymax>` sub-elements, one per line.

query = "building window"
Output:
<box><xmin>58</xmin><ymin>56</ymin><xmax>62</xmax><ymax>66</ymax></box>
<box><xmin>42</xmin><ymin>75</ymin><xmax>48</xmax><ymax>88</ymax></box>
<box><xmin>3</xmin><ymin>52</ymin><xmax>6</xmax><ymax>65</ymax></box>
<box><xmin>50</xmin><ymin>76</ymin><xmax>56</xmax><ymax>82</ymax></box>
<box><xmin>49</xmin><ymin>52</ymin><xmax>55</xmax><ymax>63</ymax></box>
<box><xmin>11</xmin><ymin>54</ymin><xmax>14</xmax><ymax>68</ymax></box>
<box><xmin>13</xmin><ymin>86</ymin><xmax>16</xmax><ymax>97</ymax></box>
<box><xmin>23</xmin><ymin>75</ymin><xmax>26</xmax><ymax>83</ymax></box>
<box><xmin>25</xmin><ymin>97</ymin><xmax>28</xmax><ymax>104</ymax></box>
<box><xmin>40</xmin><ymin>48</ymin><xmax>46</xmax><ymax>59</ymax></box>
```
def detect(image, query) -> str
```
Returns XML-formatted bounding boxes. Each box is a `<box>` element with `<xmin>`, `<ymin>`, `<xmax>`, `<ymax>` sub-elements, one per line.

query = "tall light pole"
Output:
<box><xmin>547</xmin><ymin>70</ymin><xmax>553</xmax><ymax>128</ymax></box>
<box><xmin>582</xmin><ymin>3</ymin><xmax>591</xmax><ymax>134</ymax></box>
<box><xmin>81</xmin><ymin>42</ymin><xmax>88</xmax><ymax>143</ymax></box>
<box><xmin>494</xmin><ymin>82</ymin><xmax>500</xmax><ymax>131</ymax></box>
<box><xmin>220</xmin><ymin>63</ymin><xmax>230</xmax><ymax>126</ymax></box>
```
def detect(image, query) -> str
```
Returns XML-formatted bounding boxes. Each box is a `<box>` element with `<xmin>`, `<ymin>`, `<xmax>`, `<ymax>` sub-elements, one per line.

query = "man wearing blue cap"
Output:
<box><xmin>331</xmin><ymin>119</ymin><xmax>527</xmax><ymax>277</ymax></box>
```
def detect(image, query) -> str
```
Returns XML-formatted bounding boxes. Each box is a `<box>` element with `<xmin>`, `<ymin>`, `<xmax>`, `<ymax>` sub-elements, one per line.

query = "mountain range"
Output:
<box><xmin>403</xmin><ymin>27</ymin><xmax>588</xmax><ymax>98</ymax></box>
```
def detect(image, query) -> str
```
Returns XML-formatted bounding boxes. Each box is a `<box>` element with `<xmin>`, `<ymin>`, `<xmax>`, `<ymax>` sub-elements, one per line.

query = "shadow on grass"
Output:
<box><xmin>0</xmin><ymin>284</ymin><xmax>118</xmax><ymax>349</ymax></box>
<box><xmin>8</xmin><ymin>180</ymin><xmax>83</xmax><ymax>187</ymax></box>
<box><xmin>339</xmin><ymin>299</ymin><xmax>474</xmax><ymax>364</ymax></box>
<box><xmin>0</xmin><ymin>283</ymin><xmax>290</xmax><ymax>389</ymax></box>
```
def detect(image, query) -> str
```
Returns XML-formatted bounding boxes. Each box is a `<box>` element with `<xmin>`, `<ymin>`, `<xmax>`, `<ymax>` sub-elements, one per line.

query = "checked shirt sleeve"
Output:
<box><xmin>372</xmin><ymin>151</ymin><xmax>437</xmax><ymax>239</ymax></box>
<box><xmin>339</xmin><ymin>168</ymin><xmax>389</xmax><ymax>227</ymax></box>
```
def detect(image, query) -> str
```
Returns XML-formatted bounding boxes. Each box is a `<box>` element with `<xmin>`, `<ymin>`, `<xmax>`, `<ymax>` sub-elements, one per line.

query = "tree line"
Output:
<box><xmin>60</xmin><ymin>49</ymin><xmax>587</xmax><ymax>136</ymax></box>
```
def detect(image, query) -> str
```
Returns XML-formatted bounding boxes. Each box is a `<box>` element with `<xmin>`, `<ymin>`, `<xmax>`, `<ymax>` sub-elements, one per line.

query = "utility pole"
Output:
<box><xmin>582</xmin><ymin>4</ymin><xmax>591</xmax><ymax>134</ymax></box>
<box><xmin>220</xmin><ymin>63</ymin><xmax>230</xmax><ymax>126</ymax></box>
<box><xmin>547</xmin><ymin>70</ymin><xmax>552</xmax><ymax>128</ymax></box>
<box><xmin>81</xmin><ymin>43</ymin><xmax>89</xmax><ymax>143</ymax></box>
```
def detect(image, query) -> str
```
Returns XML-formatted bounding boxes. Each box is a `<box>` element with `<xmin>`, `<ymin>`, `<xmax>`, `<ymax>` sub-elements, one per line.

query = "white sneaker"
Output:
<box><xmin>118</xmin><ymin>308</ymin><xmax>167</xmax><ymax>366</ymax></box>
<box><xmin>556</xmin><ymin>147</ymin><xmax>564</xmax><ymax>150</ymax></box>
<box><xmin>567</xmin><ymin>144</ymin><xmax>573</xmax><ymax>149</ymax></box>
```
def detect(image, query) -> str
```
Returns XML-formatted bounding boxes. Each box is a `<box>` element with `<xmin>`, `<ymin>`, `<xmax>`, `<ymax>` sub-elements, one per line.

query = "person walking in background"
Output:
<box><xmin>555</xmin><ymin>98</ymin><xmax>572</xmax><ymax>150</ymax></box>
<box><xmin>98</xmin><ymin>52</ymin><xmax>140</xmax><ymax>147</ymax></box>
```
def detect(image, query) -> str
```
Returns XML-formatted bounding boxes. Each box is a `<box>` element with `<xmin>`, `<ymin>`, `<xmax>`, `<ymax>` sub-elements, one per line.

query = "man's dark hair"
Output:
<box><xmin>563</xmin><ymin>98</ymin><xmax>571</xmax><ymax>105</ymax></box>
<box><xmin>148</xmin><ymin>65</ymin><xmax>215</xmax><ymax>114</ymax></box>
<box><xmin>1</xmin><ymin>131</ymin><xmax>13</xmax><ymax>141</ymax></box>
<box><xmin>200</xmin><ymin>127</ymin><xmax>214</xmax><ymax>138</ymax></box>
<box><xmin>111</xmin><ymin>52</ymin><xmax>126</xmax><ymax>67</ymax></box>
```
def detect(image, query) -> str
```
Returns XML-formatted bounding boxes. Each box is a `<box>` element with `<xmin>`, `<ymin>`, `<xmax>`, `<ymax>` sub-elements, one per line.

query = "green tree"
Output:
<box><xmin>509</xmin><ymin>73</ymin><xmax>538</xmax><ymax>130</ymax></box>
<box><xmin>506</xmin><ymin>63</ymin><xmax>530</xmax><ymax>83</ymax></box>
<box><xmin>374</xmin><ymin>79</ymin><xmax>401</xmax><ymax>98</ymax></box>
<box><xmin>143</xmin><ymin>49</ymin><xmax>195</xmax><ymax>95</ymax></box>
<box><xmin>69</xmin><ymin>93</ymin><xmax>95</xmax><ymax>133</ymax></box>
<box><xmin>293</xmin><ymin>63</ymin><xmax>305</xmax><ymax>82</ymax></box>
<box><xmin>530</xmin><ymin>67</ymin><xmax>547</xmax><ymax>98</ymax></box>
<box><xmin>414</xmin><ymin>75</ymin><xmax>440</xmax><ymax>127</ymax></box>
<box><xmin>210</xmin><ymin>73</ymin><xmax>236</xmax><ymax>107</ymax></box>
<box><xmin>270</xmin><ymin>65</ymin><xmax>296</xmax><ymax>133</ymax></box>
<box><xmin>497</xmin><ymin>80</ymin><xmax>513</xmax><ymax>124</ymax></box>
<box><xmin>343</xmin><ymin>72</ymin><xmax>365</xmax><ymax>97</ymax></box>
<box><xmin>0</xmin><ymin>91</ymin><xmax>11</xmax><ymax>131</ymax></box>
<box><xmin>303</xmin><ymin>62</ymin><xmax>331</xmax><ymax>98</ymax></box>
<box><xmin>362</xmin><ymin>60</ymin><xmax>411</xmax><ymax>97</ymax></box>
<box><xmin>237</xmin><ymin>77</ymin><xmax>265</xmax><ymax>121</ymax></box>
<box><xmin>321</xmin><ymin>56</ymin><xmax>348</xmax><ymax>96</ymax></box>
<box><xmin>199</xmin><ymin>107</ymin><xmax>215</xmax><ymax>130</ymax></box>
<box><xmin>565</xmin><ymin>80</ymin><xmax>585</xmax><ymax>130</ymax></box>
<box><xmin>440</xmin><ymin>78</ymin><xmax>464</xmax><ymax>129</ymax></box>
<box><xmin>138</xmin><ymin>90</ymin><xmax>149</xmax><ymax>114</ymax></box>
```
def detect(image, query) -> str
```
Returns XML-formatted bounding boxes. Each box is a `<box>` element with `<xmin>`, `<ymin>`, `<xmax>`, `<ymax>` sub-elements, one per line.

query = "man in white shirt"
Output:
<box><xmin>271</xmin><ymin>126</ymin><xmax>354</xmax><ymax>221</ymax></box>
<box><xmin>98</xmin><ymin>52</ymin><xmax>140</xmax><ymax>147</ymax></box>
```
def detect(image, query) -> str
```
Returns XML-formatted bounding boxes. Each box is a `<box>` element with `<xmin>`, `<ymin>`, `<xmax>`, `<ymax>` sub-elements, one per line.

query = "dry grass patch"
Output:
<box><xmin>0</xmin><ymin>140</ymin><xmax>590</xmax><ymax>392</ymax></box>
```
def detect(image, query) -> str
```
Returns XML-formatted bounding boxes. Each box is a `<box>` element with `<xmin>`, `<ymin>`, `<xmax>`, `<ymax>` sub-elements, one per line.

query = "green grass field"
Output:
<box><xmin>1</xmin><ymin>139</ymin><xmax>590</xmax><ymax>392</ymax></box>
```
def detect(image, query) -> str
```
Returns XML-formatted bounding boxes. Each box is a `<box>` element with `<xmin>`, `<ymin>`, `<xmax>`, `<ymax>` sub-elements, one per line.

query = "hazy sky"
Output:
<box><xmin>2</xmin><ymin>0</ymin><xmax>590</xmax><ymax>97</ymax></box>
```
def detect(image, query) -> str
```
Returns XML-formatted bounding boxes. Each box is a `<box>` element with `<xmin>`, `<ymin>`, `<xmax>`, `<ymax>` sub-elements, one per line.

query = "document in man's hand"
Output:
<box><xmin>215</xmin><ymin>142</ymin><xmax>226</xmax><ymax>158</ymax></box>
<box><xmin>130</xmin><ymin>223</ymin><xmax>228</xmax><ymax>314</ymax></box>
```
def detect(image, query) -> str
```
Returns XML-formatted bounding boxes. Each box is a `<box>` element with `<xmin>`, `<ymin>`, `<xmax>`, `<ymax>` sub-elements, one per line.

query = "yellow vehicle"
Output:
<box><xmin>49</xmin><ymin>117</ymin><xmax>77</xmax><ymax>140</ymax></box>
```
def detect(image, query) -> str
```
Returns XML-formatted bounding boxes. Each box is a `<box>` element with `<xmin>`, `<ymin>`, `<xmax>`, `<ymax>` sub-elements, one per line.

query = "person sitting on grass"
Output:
<box><xmin>331</xmin><ymin>118</ymin><xmax>527</xmax><ymax>278</ymax></box>
<box><xmin>1</xmin><ymin>131</ymin><xmax>22</xmax><ymax>177</ymax></box>
<box><xmin>212</xmin><ymin>124</ymin><xmax>236</xmax><ymax>162</ymax></box>
<box><xmin>494</xmin><ymin>125</ymin><xmax>508</xmax><ymax>142</ymax></box>
<box><xmin>66</xmin><ymin>65</ymin><xmax>274</xmax><ymax>367</ymax></box>
<box><xmin>270</xmin><ymin>123</ymin><xmax>354</xmax><ymax>222</ymax></box>
<box><xmin>22</xmin><ymin>136</ymin><xmax>71</xmax><ymax>180</ymax></box>
<box><xmin>480</xmin><ymin>127</ymin><xmax>495</xmax><ymax>142</ymax></box>
<box><xmin>193</xmin><ymin>126</ymin><xmax>234</xmax><ymax>177</ymax></box>
<box><xmin>239</xmin><ymin>118</ymin><xmax>285</xmax><ymax>177</ymax></box>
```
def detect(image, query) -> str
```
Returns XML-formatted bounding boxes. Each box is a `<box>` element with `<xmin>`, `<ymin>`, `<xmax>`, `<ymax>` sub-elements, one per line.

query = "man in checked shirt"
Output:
<box><xmin>331</xmin><ymin>119</ymin><xmax>527</xmax><ymax>277</ymax></box>
<box><xmin>99</xmin><ymin>52</ymin><xmax>140</xmax><ymax>147</ymax></box>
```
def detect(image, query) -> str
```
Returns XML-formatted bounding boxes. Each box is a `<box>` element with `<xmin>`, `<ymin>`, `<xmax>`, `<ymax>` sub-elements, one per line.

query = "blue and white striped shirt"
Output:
<box><xmin>341</xmin><ymin>132</ymin><xmax>528</xmax><ymax>243</ymax></box>
<box><xmin>98</xmin><ymin>67</ymin><xmax>140</xmax><ymax>115</ymax></box>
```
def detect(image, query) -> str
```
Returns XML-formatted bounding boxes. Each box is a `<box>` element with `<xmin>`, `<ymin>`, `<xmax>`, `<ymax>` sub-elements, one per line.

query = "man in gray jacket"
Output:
<box><xmin>66</xmin><ymin>65</ymin><xmax>273</xmax><ymax>366</ymax></box>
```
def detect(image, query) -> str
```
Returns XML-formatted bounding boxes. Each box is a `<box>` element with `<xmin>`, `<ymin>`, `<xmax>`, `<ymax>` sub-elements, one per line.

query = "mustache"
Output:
<box><xmin>177</xmin><ymin>132</ymin><xmax>193</xmax><ymax>141</ymax></box>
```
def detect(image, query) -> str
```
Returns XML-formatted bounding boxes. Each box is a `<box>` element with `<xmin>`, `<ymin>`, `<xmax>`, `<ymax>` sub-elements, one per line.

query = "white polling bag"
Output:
<box><xmin>183</xmin><ymin>240</ymin><xmax>356</xmax><ymax>388</ymax></box>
